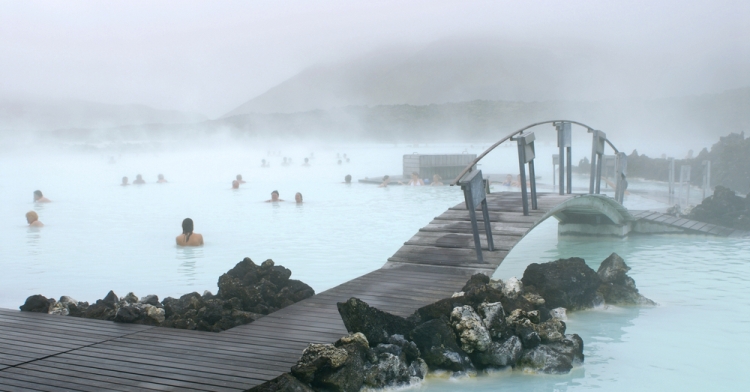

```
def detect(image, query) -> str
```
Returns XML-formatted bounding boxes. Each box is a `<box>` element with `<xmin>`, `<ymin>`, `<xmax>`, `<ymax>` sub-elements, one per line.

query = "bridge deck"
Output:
<box><xmin>0</xmin><ymin>192</ymin><xmax>596</xmax><ymax>391</ymax></box>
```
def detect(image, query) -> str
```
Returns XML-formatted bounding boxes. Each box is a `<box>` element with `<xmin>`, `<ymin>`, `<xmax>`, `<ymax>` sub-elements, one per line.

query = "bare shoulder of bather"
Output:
<box><xmin>176</xmin><ymin>233</ymin><xmax>203</xmax><ymax>246</ymax></box>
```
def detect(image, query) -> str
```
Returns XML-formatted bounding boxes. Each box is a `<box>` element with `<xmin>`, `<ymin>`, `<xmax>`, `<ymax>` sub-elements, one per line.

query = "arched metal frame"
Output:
<box><xmin>452</xmin><ymin>120</ymin><xmax>627</xmax><ymax>263</ymax></box>
<box><xmin>451</xmin><ymin>120</ymin><xmax>620</xmax><ymax>187</ymax></box>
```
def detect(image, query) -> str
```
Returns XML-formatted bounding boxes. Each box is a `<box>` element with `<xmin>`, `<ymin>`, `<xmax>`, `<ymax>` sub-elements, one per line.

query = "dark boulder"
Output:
<box><xmin>688</xmin><ymin>186</ymin><xmax>750</xmax><ymax>230</ymax></box>
<box><xmin>522</xmin><ymin>258</ymin><xmax>602</xmax><ymax>310</ymax></box>
<box><xmin>290</xmin><ymin>343</ymin><xmax>351</xmax><ymax>388</ymax></box>
<box><xmin>409</xmin><ymin>296</ymin><xmax>468</xmax><ymax>324</ymax></box>
<box><xmin>517</xmin><ymin>344</ymin><xmax>574</xmax><ymax>374</ymax></box>
<box><xmin>387</xmin><ymin>335</ymin><xmax>420</xmax><ymax>362</ymax></box>
<box><xmin>547</xmin><ymin>334</ymin><xmax>584</xmax><ymax>364</ymax></box>
<box><xmin>597</xmin><ymin>253</ymin><xmax>655</xmax><ymax>306</ymax></box>
<box><xmin>246</xmin><ymin>373</ymin><xmax>314</xmax><ymax>392</ymax></box>
<box><xmin>408</xmin><ymin>317</ymin><xmax>472</xmax><ymax>372</ymax></box>
<box><xmin>337</xmin><ymin>298</ymin><xmax>416</xmax><ymax>346</ymax></box>
<box><xmin>470</xmin><ymin>335</ymin><xmax>523</xmax><ymax>368</ymax></box>
<box><xmin>19</xmin><ymin>294</ymin><xmax>54</xmax><ymax>313</ymax></box>
<box><xmin>114</xmin><ymin>305</ymin><xmax>142</xmax><ymax>323</ymax></box>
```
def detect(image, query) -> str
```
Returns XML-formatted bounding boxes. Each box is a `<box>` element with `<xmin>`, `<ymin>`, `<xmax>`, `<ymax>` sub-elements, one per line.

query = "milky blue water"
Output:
<box><xmin>2</xmin><ymin>141</ymin><xmax>747</xmax><ymax>391</ymax></box>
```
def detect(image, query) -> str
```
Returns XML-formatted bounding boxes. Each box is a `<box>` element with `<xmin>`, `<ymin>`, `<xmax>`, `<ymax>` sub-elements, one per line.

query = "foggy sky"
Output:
<box><xmin>1</xmin><ymin>0</ymin><xmax>748</xmax><ymax>118</ymax></box>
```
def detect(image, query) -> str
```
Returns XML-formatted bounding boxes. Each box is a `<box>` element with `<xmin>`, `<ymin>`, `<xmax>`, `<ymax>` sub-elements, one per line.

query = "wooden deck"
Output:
<box><xmin>0</xmin><ymin>192</ymin><xmax>580</xmax><ymax>391</ymax></box>
<box><xmin>629</xmin><ymin>210</ymin><xmax>750</xmax><ymax>237</ymax></box>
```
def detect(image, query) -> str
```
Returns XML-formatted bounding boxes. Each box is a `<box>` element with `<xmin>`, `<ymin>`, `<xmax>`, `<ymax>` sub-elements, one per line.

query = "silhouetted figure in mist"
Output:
<box><xmin>33</xmin><ymin>190</ymin><xmax>51</xmax><ymax>203</ymax></box>
<box><xmin>133</xmin><ymin>174</ymin><xmax>146</xmax><ymax>184</ymax></box>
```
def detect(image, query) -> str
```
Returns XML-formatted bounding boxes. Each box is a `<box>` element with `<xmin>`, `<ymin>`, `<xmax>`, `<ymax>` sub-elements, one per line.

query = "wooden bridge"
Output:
<box><xmin>2</xmin><ymin>120</ymin><xmax>744</xmax><ymax>391</ymax></box>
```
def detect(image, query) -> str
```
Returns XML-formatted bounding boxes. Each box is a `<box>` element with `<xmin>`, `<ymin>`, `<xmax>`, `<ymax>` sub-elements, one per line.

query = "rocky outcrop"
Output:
<box><xmin>336</xmin><ymin>298</ymin><xmax>416</xmax><ymax>346</ymax></box>
<box><xmin>288</xmin><ymin>332</ymin><xmax>426</xmax><ymax>392</ymax></box>
<box><xmin>19</xmin><ymin>258</ymin><xmax>314</xmax><ymax>332</ymax></box>
<box><xmin>596</xmin><ymin>253</ymin><xmax>656</xmax><ymax>305</ymax></box>
<box><xmin>522</xmin><ymin>258</ymin><xmax>603</xmax><ymax>310</ymax></box>
<box><xmin>688</xmin><ymin>186</ymin><xmax>750</xmax><ymax>230</ymax></box>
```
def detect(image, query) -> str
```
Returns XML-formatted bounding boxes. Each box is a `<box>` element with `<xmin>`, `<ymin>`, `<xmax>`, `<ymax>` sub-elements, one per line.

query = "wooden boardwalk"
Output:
<box><xmin>0</xmin><ymin>192</ymin><xmax>615</xmax><ymax>392</ymax></box>
<box><xmin>630</xmin><ymin>210</ymin><xmax>750</xmax><ymax>237</ymax></box>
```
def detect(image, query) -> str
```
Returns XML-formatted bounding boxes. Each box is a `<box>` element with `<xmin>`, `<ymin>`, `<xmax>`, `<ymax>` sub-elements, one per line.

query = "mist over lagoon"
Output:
<box><xmin>2</xmin><ymin>1</ymin><xmax>750</xmax><ymax>391</ymax></box>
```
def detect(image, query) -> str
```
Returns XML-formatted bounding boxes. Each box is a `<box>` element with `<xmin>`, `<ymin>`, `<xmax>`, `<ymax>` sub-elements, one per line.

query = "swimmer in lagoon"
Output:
<box><xmin>344</xmin><ymin>174</ymin><xmax>352</xmax><ymax>184</ymax></box>
<box><xmin>338</xmin><ymin>160</ymin><xmax>342</xmax><ymax>165</ymax></box>
<box><xmin>502</xmin><ymin>174</ymin><xmax>513</xmax><ymax>186</ymax></box>
<box><xmin>26</xmin><ymin>211</ymin><xmax>43</xmax><ymax>227</ymax></box>
<box><xmin>406</xmin><ymin>172</ymin><xmax>424</xmax><ymax>186</ymax></box>
<box><xmin>379</xmin><ymin>175</ymin><xmax>390</xmax><ymax>187</ymax></box>
<box><xmin>157</xmin><ymin>174</ymin><xmax>168</xmax><ymax>183</ymax></box>
<box><xmin>232</xmin><ymin>180</ymin><xmax>240</xmax><ymax>189</ymax></box>
<box><xmin>261</xmin><ymin>159</ymin><xmax>269</xmax><ymax>168</ymax></box>
<box><xmin>121</xmin><ymin>176</ymin><xmax>129</xmax><ymax>186</ymax></box>
<box><xmin>295</xmin><ymin>192</ymin><xmax>303</xmax><ymax>204</ymax></box>
<box><xmin>176</xmin><ymin>218</ymin><xmax>203</xmax><ymax>246</ymax></box>
<box><xmin>431</xmin><ymin>175</ymin><xmax>444</xmax><ymax>186</ymax></box>
<box><xmin>33</xmin><ymin>190</ymin><xmax>51</xmax><ymax>203</ymax></box>
<box><xmin>236</xmin><ymin>174</ymin><xmax>246</xmax><ymax>184</ymax></box>
<box><xmin>133</xmin><ymin>174</ymin><xmax>146</xmax><ymax>185</ymax></box>
<box><xmin>266</xmin><ymin>190</ymin><xmax>284</xmax><ymax>202</ymax></box>
<box><xmin>303</xmin><ymin>158</ymin><xmax>310</xmax><ymax>167</ymax></box>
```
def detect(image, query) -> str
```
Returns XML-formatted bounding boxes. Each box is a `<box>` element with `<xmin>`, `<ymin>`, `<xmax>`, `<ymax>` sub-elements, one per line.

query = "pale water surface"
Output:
<box><xmin>2</xmin><ymin>142</ymin><xmax>747</xmax><ymax>391</ymax></box>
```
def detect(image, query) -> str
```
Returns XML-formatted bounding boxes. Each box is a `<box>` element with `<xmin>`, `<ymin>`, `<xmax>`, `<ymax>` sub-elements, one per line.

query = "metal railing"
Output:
<box><xmin>452</xmin><ymin>120</ymin><xmax>627</xmax><ymax>262</ymax></box>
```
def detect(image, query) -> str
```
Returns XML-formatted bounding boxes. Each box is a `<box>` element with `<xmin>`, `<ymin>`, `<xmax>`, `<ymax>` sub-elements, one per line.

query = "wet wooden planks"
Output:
<box><xmin>636</xmin><ymin>211</ymin><xmax>748</xmax><ymax>237</ymax></box>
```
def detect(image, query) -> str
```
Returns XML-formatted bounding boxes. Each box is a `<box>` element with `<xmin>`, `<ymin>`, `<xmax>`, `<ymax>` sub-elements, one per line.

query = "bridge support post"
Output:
<box><xmin>513</xmin><ymin>132</ymin><xmax>537</xmax><ymax>215</ymax></box>
<box><xmin>668</xmin><ymin>158</ymin><xmax>675</xmax><ymax>204</ymax></box>
<box><xmin>459</xmin><ymin>170</ymin><xmax>495</xmax><ymax>263</ymax></box>
<box><xmin>614</xmin><ymin>152</ymin><xmax>628</xmax><ymax>204</ymax></box>
<box><xmin>555</xmin><ymin>122</ymin><xmax>572</xmax><ymax>195</ymax></box>
<box><xmin>589</xmin><ymin>130</ymin><xmax>606</xmax><ymax>194</ymax></box>
<box><xmin>702</xmin><ymin>160</ymin><xmax>711</xmax><ymax>200</ymax></box>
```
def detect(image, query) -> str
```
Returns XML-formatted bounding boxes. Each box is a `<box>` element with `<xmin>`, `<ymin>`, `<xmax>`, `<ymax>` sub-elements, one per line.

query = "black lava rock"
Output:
<box><xmin>522</xmin><ymin>258</ymin><xmax>602</xmax><ymax>310</ymax></box>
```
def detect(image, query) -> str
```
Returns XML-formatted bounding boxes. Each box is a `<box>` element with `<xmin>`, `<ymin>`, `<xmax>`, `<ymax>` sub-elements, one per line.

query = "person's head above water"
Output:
<box><xmin>383</xmin><ymin>175</ymin><xmax>390</xmax><ymax>181</ymax></box>
<box><xmin>121</xmin><ymin>176</ymin><xmax>129</xmax><ymax>185</ymax></box>
<box><xmin>270</xmin><ymin>190</ymin><xmax>280</xmax><ymax>201</ymax></box>
<box><xmin>26</xmin><ymin>210</ymin><xmax>43</xmax><ymax>227</ymax></box>
<box><xmin>34</xmin><ymin>190</ymin><xmax>43</xmax><ymax>200</ymax></box>
<box><xmin>232</xmin><ymin>180</ymin><xmax>239</xmax><ymax>189</ymax></box>
<box><xmin>177</xmin><ymin>217</ymin><xmax>203</xmax><ymax>246</ymax></box>
<box><xmin>182</xmin><ymin>218</ymin><xmax>194</xmax><ymax>234</ymax></box>
<box><xmin>345</xmin><ymin>174</ymin><xmax>352</xmax><ymax>183</ymax></box>
<box><xmin>236</xmin><ymin>174</ymin><xmax>243</xmax><ymax>181</ymax></box>
<box><xmin>295</xmin><ymin>192</ymin><xmax>303</xmax><ymax>203</ymax></box>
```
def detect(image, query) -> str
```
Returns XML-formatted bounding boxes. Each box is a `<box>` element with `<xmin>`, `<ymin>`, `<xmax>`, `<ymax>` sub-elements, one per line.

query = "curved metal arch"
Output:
<box><xmin>451</xmin><ymin>120</ymin><xmax>620</xmax><ymax>185</ymax></box>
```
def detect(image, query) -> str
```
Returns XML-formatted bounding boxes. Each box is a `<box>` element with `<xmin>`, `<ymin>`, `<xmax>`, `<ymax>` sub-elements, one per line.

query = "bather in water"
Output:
<box><xmin>232</xmin><ymin>180</ymin><xmax>240</xmax><ymax>189</ymax></box>
<box><xmin>295</xmin><ymin>192</ymin><xmax>303</xmax><ymax>204</ymax></box>
<box><xmin>236</xmin><ymin>174</ymin><xmax>246</xmax><ymax>184</ymax></box>
<box><xmin>121</xmin><ymin>176</ymin><xmax>129</xmax><ymax>186</ymax></box>
<box><xmin>26</xmin><ymin>211</ymin><xmax>43</xmax><ymax>227</ymax></box>
<box><xmin>157</xmin><ymin>174</ymin><xmax>168</xmax><ymax>183</ymax></box>
<box><xmin>176</xmin><ymin>218</ymin><xmax>203</xmax><ymax>246</ymax></box>
<box><xmin>133</xmin><ymin>174</ymin><xmax>146</xmax><ymax>185</ymax></box>
<box><xmin>266</xmin><ymin>190</ymin><xmax>284</xmax><ymax>202</ymax></box>
<box><xmin>33</xmin><ymin>190</ymin><xmax>51</xmax><ymax>203</ymax></box>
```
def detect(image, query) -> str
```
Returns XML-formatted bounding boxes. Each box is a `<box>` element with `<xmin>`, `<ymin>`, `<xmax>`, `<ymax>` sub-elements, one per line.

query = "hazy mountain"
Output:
<box><xmin>223</xmin><ymin>37</ymin><xmax>742</xmax><ymax>117</ymax></box>
<box><xmin>0</xmin><ymin>96</ymin><xmax>208</xmax><ymax>133</ymax></box>
<box><xmin>213</xmin><ymin>87</ymin><xmax>750</xmax><ymax>150</ymax></box>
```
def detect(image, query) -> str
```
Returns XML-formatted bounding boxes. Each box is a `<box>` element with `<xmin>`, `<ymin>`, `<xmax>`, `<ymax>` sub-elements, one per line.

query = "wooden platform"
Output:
<box><xmin>0</xmin><ymin>192</ymin><xmax>590</xmax><ymax>391</ymax></box>
<box><xmin>629</xmin><ymin>210</ymin><xmax>750</xmax><ymax>237</ymax></box>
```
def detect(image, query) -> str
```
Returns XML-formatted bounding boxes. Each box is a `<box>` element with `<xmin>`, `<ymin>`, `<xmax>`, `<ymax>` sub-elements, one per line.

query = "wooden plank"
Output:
<box><xmin>434</xmin><ymin>210</ymin><xmax>540</xmax><ymax>224</ymax></box>
<box><xmin>404</xmin><ymin>231</ymin><xmax>519</xmax><ymax>251</ymax></box>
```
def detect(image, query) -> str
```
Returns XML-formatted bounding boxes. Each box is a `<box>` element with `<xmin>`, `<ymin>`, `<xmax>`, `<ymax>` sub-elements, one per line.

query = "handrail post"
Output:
<box><xmin>702</xmin><ymin>160</ymin><xmax>711</xmax><ymax>200</ymax></box>
<box><xmin>668</xmin><ymin>158</ymin><xmax>675</xmax><ymax>204</ymax></box>
<box><xmin>458</xmin><ymin>170</ymin><xmax>495</xmax><ymax>263</ymax></box>
<box><xmin>588</xmin><ymin>130</ymin><xmax>606</xmax><ymax>194</ymax></box>
<box><xmin>512</xmin><ymin>132</ymin><xmax>537</xmax><ymax>215</ymax></box>
<box><xmin>614</xmin><ymin>152</ymin><xmax>628</xmax><ymax>204</ymax></box>
<box><xmin>555</xmin><ymin>122</ymin><xmax>572</xmax><ymax>195</ymax></box>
